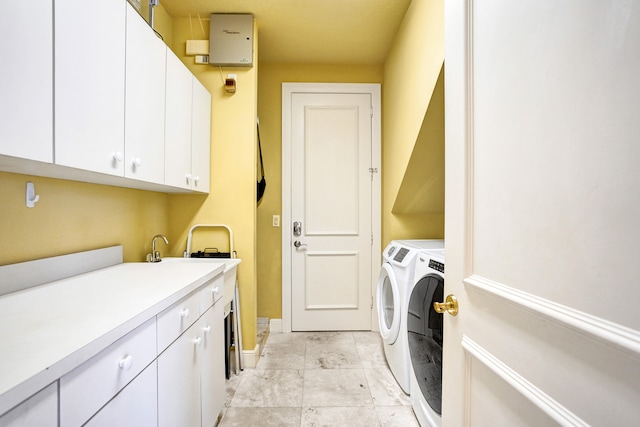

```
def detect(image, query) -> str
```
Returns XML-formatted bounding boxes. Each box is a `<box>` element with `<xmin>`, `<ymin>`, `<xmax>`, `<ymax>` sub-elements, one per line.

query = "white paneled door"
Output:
<box><xmin>283</xmin><ymin>84</ymin><xmax>381</xmax><ymax>332</ymax></box>
<box><xmin>444</xmin><ymin>0</ymin><xmax>640</xmax><ymax>425</ymax></box>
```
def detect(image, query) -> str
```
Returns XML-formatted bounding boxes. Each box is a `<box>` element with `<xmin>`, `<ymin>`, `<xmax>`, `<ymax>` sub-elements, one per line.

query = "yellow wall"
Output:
<box><xmin>256</xmin><ymin>63</ymin><xmax>382</xmax><ymax>320</ymax></box>
<box><xmin>0</xmin><ymin>172</ymin><xmax>168</xmax><ymax>265</ymax></box>
<box><xmin>382</xmin><ymin>0</ymin><xmax>445</xmax><ymax>245</ymax></box>
<box><xmin>166</xmin><ymin>18</ymin><xmax>259</xmax><ymax>351</ymax></box>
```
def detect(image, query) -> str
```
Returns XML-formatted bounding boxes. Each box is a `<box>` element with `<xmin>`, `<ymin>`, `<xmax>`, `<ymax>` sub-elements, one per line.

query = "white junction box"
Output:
<box><xmin>209</xmin><ymin>14</ymin><xmax>253</xmax><ymax>67</ymax></box>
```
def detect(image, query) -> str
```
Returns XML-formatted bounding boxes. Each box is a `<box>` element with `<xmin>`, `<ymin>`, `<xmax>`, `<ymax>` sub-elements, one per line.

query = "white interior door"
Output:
<box><xmin>444</xmin><ymin>1</ymin><xmax>640</xmax><ymax>425</ymax></box>
<box><xmin>283</xmin><ymin>84</ymin><xmax>381</xmax><ymax>332</ymax></box>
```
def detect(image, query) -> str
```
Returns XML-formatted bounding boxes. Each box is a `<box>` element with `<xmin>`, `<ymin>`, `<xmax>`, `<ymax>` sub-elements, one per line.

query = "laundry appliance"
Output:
<box><xmin>376</xmin><ymin>240</ymin><xmax>444</xmax><ymax>394</ymax></box>
<box><xmin>408</xmin><ymin>248</ymin><xmax>445</xmax><ymax>426</ymax></box>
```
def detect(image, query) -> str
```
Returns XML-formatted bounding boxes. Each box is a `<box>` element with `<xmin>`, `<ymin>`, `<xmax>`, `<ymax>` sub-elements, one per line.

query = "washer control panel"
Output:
<box><xmin>393</xmin><ymin>247</ymin><xmax>409</xmax><ymax>263</ymax></box>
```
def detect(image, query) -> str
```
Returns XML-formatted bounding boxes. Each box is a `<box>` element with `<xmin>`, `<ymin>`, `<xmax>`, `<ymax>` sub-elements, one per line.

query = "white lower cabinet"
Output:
<box><xmin>85</xmin><ymin>361</ymin><xmax>158</xmax><ymax>427</ymax></box>
<box><xmin>157</xmin><ymin>317</ymin><xmax>202</xmax><ymax>427</ymax></box>
<box><xmin>0</xmin><ymin>274</ymin><xmax>225</xmax><ymax>426</ymax></box>
<box><xmin>60</xmin><ymin>318</ymin><xmax>157</xmax><ymax>427</ymax></box>
<box><xmin>157</xmin><ymin>290</ymin><xmax>201</xmax><ymax>353</ymax></box>
<box><xmin>201</xmin><ymin>301</ymin><xmax>225</xmax><ymax>427</ymax></box>
<box><xmin>158</xmin><ymin>298</ymin><xmax>224</xmax><ymax>427</ymax></box>
<box><xmin>0</xmin><ymin>383</ymin><xmax>57</xmax><ymax>427</ymax></box>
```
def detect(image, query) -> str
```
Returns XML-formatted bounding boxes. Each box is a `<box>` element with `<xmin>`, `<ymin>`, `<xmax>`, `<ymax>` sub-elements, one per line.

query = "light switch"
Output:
<box><xmin>272</xmin><ymin>215</ymin><xmax>280</xmax><ymax>227</ymax></box>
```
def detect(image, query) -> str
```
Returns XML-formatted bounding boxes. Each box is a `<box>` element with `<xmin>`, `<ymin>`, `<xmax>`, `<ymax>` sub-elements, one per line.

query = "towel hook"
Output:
<box><xmin>26</xmin><ymin>182</ymin><xmax>40</xmax><ymax>208</ymax></box>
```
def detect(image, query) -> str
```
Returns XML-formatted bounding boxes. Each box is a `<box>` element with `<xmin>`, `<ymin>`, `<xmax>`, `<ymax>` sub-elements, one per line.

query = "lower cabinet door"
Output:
<box><xmin>85</xmin><ymin>362</ymin><xmax>157</xmax><ymax>427</ymax></box>
<box><xmin>157</xmin><ymin>321</ymin><xmax>202</xmax><ymax>427</ymax></box>
<box><xmin>200</xmin><ymin>301</ymin><xmax>225</xmax><ymax>427</ymax></box>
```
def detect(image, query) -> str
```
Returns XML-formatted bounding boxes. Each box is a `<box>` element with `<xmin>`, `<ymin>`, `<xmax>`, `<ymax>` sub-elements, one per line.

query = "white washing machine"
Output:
<box><xmin>376</xmin><ymin>240</ymin><xmax>444</xmax><ymax>394</ymax></box>
<box><xmin>408</xmin><ymin>248</ymin><xmax>445</xmax><ymax>426</ymax></box>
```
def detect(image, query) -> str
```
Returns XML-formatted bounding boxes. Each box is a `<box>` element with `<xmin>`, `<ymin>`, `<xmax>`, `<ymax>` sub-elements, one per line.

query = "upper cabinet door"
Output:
<box><xmin>164</xmin><ymin>49</ymin><xmax>193</xmax><ymax>190</ymax></box>
<box><xmin>191</xmin><ymin>78</ymin><xmax>211</xmax><ymax>193</ymax></box>
<box><xmin>54</xmin><ymin>0</ymin><xmax>126</xmax><ymax>175</ymax></box>
<box><xmin>125</xmin><ymin>6</ymin><xmax>166</xmax><ymax>183</ymax></box>
<box><xmin>0</xmin><ymin>3</ymin><xmax>53</xmax><ymax>163</ymax></box>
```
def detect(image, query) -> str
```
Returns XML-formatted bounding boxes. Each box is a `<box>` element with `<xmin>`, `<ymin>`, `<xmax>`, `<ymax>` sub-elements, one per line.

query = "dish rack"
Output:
<box><xmin>184</xmin><ymin>224</ymin><xmax>243</xmax><ymax>374</ymax></box>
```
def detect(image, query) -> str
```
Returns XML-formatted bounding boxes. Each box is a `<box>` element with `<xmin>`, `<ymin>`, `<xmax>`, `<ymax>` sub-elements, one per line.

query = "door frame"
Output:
<box><xmin>281</xmin><ymin>82</ymin><xmax>382</xmax><ymax>333</ymax></box>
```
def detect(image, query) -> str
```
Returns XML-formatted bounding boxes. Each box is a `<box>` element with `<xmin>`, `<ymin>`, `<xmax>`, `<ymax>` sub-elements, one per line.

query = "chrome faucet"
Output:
<box><xmin>147</xmin><ymin>234</ymin><xmax>169</xmax><ymax>263</ymax></box>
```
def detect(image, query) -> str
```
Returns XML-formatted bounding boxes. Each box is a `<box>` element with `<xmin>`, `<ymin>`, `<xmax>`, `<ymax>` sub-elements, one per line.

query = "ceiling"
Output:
<box><xmin>159</xmin><ymin>0</ymin><xmax>412</xmax><ymax>64</ymax></box>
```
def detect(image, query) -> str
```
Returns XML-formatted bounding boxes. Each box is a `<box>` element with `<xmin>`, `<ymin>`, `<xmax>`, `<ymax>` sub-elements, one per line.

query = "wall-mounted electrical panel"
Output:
<box><xmin>209</xmin><ymin>14</ymin><xmax>253</xmax><ymax>67</ymax></box>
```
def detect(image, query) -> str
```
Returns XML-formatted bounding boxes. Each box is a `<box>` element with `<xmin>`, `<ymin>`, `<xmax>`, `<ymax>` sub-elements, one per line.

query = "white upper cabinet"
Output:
<box><xmin>164</xmin><ymin>49</ymin><xmax>193</xmax><ymax>190</ymax></box>
<box><xmin>1</xmin><ymin>1</ymin><xmax>210</xmax><ymax>194</ymax></box>
<box><xmin>199</xmin><ymin>302</ymin><xmax>225</xmax><ymax>427</ymax></box>
<box><xmin>54</xmin><ymin>0</ymin><xmax>126</xmax><ymax>175</ymax></box>
<box><xmin>191</xmin><ymin>78</ymin><xmax>212</xmax><ymax>193</ymax></box>
<box><xmin>165</xmin><ymin>50</ymin><xmax>211</xmax><ymax>192</ymax></box>
<box><xmin>125</xmin><ymin>6</ymin><xmax>166</xmax><ymax>183</ymax></box>
<box><xmin>0</xmin><ymin>3</ymin><xmax>53</xmax><ymax>163</ymax></box>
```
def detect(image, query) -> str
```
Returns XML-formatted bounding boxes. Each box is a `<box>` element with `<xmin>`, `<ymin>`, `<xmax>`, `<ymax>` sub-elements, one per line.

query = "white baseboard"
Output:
<box><xmin>269</xmin><ymin>318</ymin><xmax>282</xmax><ymax>333</ymax></box>
<box><xmin>242</xmin><ymin>345</ymin><xmax>260</xmax><ymax>368</ymax></box>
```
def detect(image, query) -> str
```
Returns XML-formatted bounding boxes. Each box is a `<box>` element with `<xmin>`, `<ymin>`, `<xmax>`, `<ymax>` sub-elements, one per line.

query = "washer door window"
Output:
<box><xmin>376</xmin><ymin>263</ymin><xmax>400</xmax><ymax>344</ymax></box>
<box><xmin>407</xmin><ymin>273</ymin><xmax>444</xmax><ymax>415</ymax></box>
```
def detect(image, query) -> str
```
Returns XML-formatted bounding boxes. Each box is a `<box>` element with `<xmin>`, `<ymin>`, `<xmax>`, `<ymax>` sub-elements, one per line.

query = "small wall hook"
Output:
<box><xmin>26</xmin><ymin>182</ymin><xmax>40</xmax><ymax>208</ymax></box>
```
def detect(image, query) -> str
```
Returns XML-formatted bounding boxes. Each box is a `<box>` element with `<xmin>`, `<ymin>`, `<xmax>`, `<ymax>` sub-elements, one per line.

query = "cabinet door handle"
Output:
<box><xmin>202</xmin><ymin>325</ymin><xmax>211</xmax><ymax>334</ymax></box>
<box><xmin>132</xmin><ymin>157</ymin><xmax>142</xmax><ymax>167</ymax></box>
<box><xmin>118</xmin><ymin>354</ymin><xmax>133</xmax><ymax>370</ymax></box>
<box><xmin>185</xmin><ymin>173</ymin><xmax>192</xmax><ymax>183</ymax></box>
<box><xmin>193</xmin><ymin>337</ymin><xmax>202</xmax><ymax>346</ymax></box>
<box><xmin>180</xmin><ymin>308</ymin><xmax>190</xmax><ymax>319</ymax></box>
<box><xmin>212</xmin><ymin>287</ymin><xmax>220</xmax><ymax>295</ymax></box>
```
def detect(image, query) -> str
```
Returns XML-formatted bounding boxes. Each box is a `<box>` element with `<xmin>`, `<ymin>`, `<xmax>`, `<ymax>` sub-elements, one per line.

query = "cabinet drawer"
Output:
<box><xmin>198</xmin><ymin>274</ymin><xmax>224</xmax><ymax>315</ymax></box>
<box><xmin>157</xmin><ymin>290</ymin><xmax>200</xmax><ymax>352</ymax></box>
<box><xmin>59</xmin><ymin>318</ymin><xmax>156</xmax><ymax>427</ymax></box>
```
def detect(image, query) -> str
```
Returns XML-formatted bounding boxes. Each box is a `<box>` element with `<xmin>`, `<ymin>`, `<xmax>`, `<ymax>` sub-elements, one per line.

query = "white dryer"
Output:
<box><xmin>376</xmin><ymin>240</ymin><xmax>444</xmax><ymax>394</ymax></box>
<box><xmin>408</xmin><ymin>248</ymin><xmax>445</xmax><ymax>427</ymax></box>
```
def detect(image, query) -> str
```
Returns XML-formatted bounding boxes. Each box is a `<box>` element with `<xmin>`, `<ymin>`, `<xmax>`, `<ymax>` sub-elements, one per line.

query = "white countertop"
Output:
<box><xmin>0</xmin><ymin>260</ymin><xmax>226</xmax><ymax>415</ymax></box>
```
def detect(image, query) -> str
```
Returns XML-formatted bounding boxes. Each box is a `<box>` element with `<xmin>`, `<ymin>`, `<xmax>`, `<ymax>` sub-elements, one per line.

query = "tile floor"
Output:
<box><xmin>219</xmin><ymin>331</ymin><xmax>419</xmax><ymax>426</ymax></box>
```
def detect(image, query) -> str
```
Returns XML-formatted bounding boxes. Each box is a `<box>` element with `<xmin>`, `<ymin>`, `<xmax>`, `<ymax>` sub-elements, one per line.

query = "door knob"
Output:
<box><xmin>434</xmin><ymin>294</ymin><xmax>458</xmax><ymax>316</ymax></box>
<box><xmin>294</xmin><ymin>240</ymin><xmax>307</xmax><ymax>248</ymax></box>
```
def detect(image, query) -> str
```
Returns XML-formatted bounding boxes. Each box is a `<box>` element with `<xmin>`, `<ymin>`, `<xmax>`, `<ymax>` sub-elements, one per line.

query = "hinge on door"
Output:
<box><xmin>369</xmin><ymin>167</ymin><xmax>378</xmax><ymax>182</ymax></box>
<box><xmin>371</xmin><ymin>233</ymin><xmax>373</xmax><ymax>246</ymax></box>
<box><xmin>371</xmin><ymin>296</ymin><xmax>374</xmax><ymax>309</ymax></box>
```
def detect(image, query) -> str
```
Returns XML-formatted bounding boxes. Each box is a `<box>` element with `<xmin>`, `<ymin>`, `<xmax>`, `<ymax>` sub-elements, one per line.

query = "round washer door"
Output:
<box><xmin>408</xmin><ymin>273</ymin><xmax>444</xmax><ymax>415</ymax></box>
<box><xmin>376</xmin><ymin>263</ymin><xmax>401</xmax><ymax>345</ymax></box>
